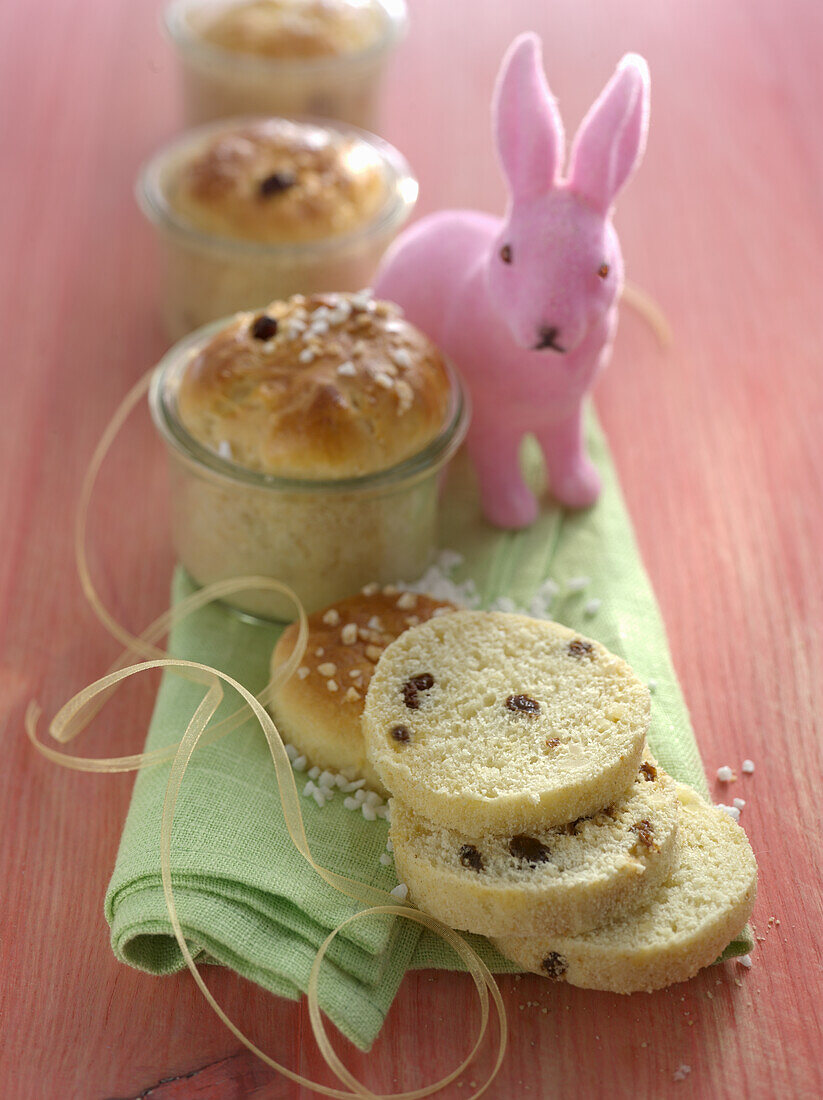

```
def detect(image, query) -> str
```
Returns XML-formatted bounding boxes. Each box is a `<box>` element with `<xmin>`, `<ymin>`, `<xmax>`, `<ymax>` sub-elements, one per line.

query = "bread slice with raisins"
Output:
<box><xmin>362</xmin><ymin>611</ymin><xmax>650</xmax><ymax>834</ymax></box>
<box><xmin>269</xmin><ymin>589</ymin><xmax>456</xmax><ymax>794</ymax></box>
<box><xmin>390</xmin><ymin>755</ymin><xmax>679</xmax><ymax>937</ymax></box>
<box><xmin>493</xmin><ymin>786</ymin><xmax>757</xmax><ymax>993</ymax></box>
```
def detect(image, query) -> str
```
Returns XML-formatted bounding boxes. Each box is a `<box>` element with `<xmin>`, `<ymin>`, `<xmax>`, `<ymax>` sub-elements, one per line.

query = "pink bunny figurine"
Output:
<box><xmin>375</xmin><ymin>34</ymin><xmax>650</xmax><ymax>528</ymax></box>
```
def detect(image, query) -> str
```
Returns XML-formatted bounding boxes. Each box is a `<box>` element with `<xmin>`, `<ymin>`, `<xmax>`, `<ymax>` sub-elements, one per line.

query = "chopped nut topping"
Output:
<box><xmin>459</xmin><ymin>844</ymin><xmax>484</xmax><ymax>872</ymax></box>
<box><xmin>639</xmin><ymin>761</ymin><xmax>657</xmax><ymax>782</ymax></box>
<box><xmin>390</xmin><ymin>724</ymin><xmax>411</xmax><ymax>743</ymax></box>
<box><xmin>396</xmin><ymin>592</ymin><xmax>417</xmax><ymax>610</ymax></box>
<box><xmin>322</xmin><ymin>608</ymin><xmax>341</xmax><ymax>626</ymax></box>
<box><xmin>506</xmin><ymin>694</ymin><xmax>540</xmax><ymax>715</ymax></box>
<box><xmin>318</xmin><ymin>662</ymin><xmax>337</xmax><ymax>677</ymax></box>
<box><xmin>567</xmin><ymin>639</ymin><xmax>594</xmax><ymax>658</ymax></box>
<box><xmin>341</xmin><ymin>623</ymin><xmax>358</xmax><ymax>645</ymax></box>
<box><xmin>541</xmin><ymin>952</ymin><xmax>567</xmax><ymax>980</ymax></box>
<box><xmin>508</xmin><ymin>835</ymin><xmax>550</xmax><ymax>866</ymax></box>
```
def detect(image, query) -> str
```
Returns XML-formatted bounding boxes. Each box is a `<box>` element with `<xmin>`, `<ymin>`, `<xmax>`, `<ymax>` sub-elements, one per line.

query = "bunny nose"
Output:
<box><xmin>535</xmin><ymin>325</ymin><xmax>566</xmax><ymax>353</ymax></box>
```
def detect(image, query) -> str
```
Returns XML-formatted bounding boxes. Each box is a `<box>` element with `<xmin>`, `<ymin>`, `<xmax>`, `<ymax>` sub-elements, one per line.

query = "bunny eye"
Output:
<box><xmin>500</xmin><ymin>244</ymin><xmax>513</xmax><ymax>264</ymax></box>
<box><xmin>597</xmin><ymin>263</ymin><xmax>610</xmax><ymax>279</ymax></box>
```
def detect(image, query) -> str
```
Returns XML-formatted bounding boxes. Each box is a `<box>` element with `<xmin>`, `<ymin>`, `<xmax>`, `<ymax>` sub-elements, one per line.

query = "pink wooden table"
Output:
<box><xmin>2</xmin><ymin>0</ymin><xmax>822</xmax><ymax>1096</ymax></box>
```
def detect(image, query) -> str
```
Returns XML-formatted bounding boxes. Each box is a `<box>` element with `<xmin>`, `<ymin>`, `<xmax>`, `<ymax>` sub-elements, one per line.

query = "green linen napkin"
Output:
<box><xmin>105</xmin><ymin>410</ymin><xmax>752</xmax><ymax>1051</ymax></box>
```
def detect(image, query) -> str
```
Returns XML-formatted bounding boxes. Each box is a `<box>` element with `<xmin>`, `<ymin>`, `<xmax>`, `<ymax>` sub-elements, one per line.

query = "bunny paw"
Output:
<box><xmin>551</xmin><ymin>460</ymin><xmax>602</xmax><ymax>509</ymax></box>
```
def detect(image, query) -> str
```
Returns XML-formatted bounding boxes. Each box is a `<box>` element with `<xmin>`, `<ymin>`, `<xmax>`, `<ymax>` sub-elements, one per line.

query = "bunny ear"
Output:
<box><xmin>493</xmin><ymin>33</ymin><xmax>564</xmax><ymax>203</ymax></box>
<box><xmin>568</xmin><ymin>53</ymin><xmax>650</xmax><ymax>214</ymax></box>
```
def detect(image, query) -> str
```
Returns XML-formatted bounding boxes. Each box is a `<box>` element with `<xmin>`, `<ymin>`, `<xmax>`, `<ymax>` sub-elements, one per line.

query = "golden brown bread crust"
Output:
<box><xmin>194</xmin><ymin>0</ymin><xmax>385</xmax><ymax>61</ymax></box>
<box><xmin>269</xmin><ymin>588</ymin><xmax>457</xmax><ymax>791</ymax></box>
<box><xmin>175</xmin><ymin>291</ymin><xmax>454</xmax><ymax>478</ymax></box>
<box><xmin>169</xmin><ymin>118</ymin><xmax>387</xmax><ymax>244</ymax></box>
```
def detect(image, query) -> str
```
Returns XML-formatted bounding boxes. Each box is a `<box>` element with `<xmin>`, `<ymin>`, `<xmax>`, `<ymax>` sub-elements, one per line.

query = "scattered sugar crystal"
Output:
<box><xmin>318</xmin><ymin>662</ymin><xmax>337</xmax><ymax>677</ymax></box>
<box><xmin>361</xmin><ymin>804</ymin><xmax>377</xmax><ymax>821</ymax></box>
<box><xmin>364</xmin><ymin>791</ymin><xmax>383</xmax><ymax>808</ymax></box>
<box><xmin>312</xmin><ymin>306</ymin><xmax>331</xmax><ymax>321</ymax></box>
<box><xmin>309</xmin><ymin>319</ymin><xmax>329</xmax><ymax>336</ymax></box>
<box><xmin>315</xmin><ymin>647</ymin><xmax>324</xmax><ymax>657</ymax></box>
<box><xmin>322</xmin><ymin>609</ymin><xmax>340</xmax><ymax>626</ymax></box>
<box><xmin>326</xmin><ymin>679</ymin><xmax>338</xmax><ymax>692</ymax></box>
<box><xmin>345</xmin><ymin>686</ymin><xmax>361</xmax><ymax>703</ymax></box>
<box><xmin>348</xmin><ymin>668</ymin><xmax>362</xmax><ymax>679</ymax></box>
<box><xmin>673</xmin><ymin>1065</ymin><xmax>691</xmax><ymax>1082</ymax></box>
<box><xmin>217</xmin><ymin>440</ymin><xmax>232</xmax><ymax>459</ymax></box>
<box><xmin>375</xmin><ymin>371</ymin><xmax>394</xmax><ymax>389</ymax></box>
<box><xmin>285</xmin><ymin>744</ymin><xmax>298</xmax><ymax>762</ymax></box>
<box><xmin>366</xmin><ymin>645</ymin><xmax>383</xmax><ymax>661</ymax></box>
<box><xmin>308</xmin><ymin>766</ymin><xmax>321</xmax><ymax>780</ymax></box>
<box><xmin>716</xmin><ymin>766</ymin><xmax>734</xmax><ymax>783</ymax></box>
<box><xmin>738</xmin><ymin>954</ymin><xmax>753</xmax><ymax>968</ymax></box>
<box><xmin>648</xmin><ymin>679</ymin><xmax>658</xmax><ymax>692</ymax></box>
<box><xmin>390</xmin><ymin>883</ymin><xmax>409</xmax><ymax>900</ymax></box>
<box><xmin>583</xmin><ymin>597</ymin><xmax>602</xmax><ymax>617</ymax></box>
<box><xmin>376</xmin><ymin>805</ymin><xmax>390</xmax><ymax>820</ymax></box>
<box><xmin>343</xmin><ymin>778</ymin><xmax>367</xmax><ymax>792</ymax></box>
<box><xmin>343</xmin><ymin>797</ymin><xmax>360</xmax><ymax>810</ymax></box>
<box><xmin>354</xmin><ymin>789</ymin><xmax>368</xmax><ymax>803</ymax></box>
<box><xmin>742</xmin><ymin>759</ymin><xmax>755</xmax><ymax>774</ymax></box>
<box><xmin>292</xmin><ymin>755</ymin><xmax>307</xmax><ymax>771</ymax></box>
<box><xmin>566</xmin><ymin>576</ymin><xmax>590</xmax><ymax>593</ymax></box>
<box><xmin>490</xmin><ymin>596</ymin><xmax>518</xmax><ymax>613</ymax></box>
<box><xmin>298</xmin><ymin>348</ymin><xmax>315</xmax><ymax>364</ymax></box>
<box><xmin>318</xmin><ymin>771</ymin><xmax>335</xmax><ymax>789</ymax></box>
<box><xmin>379</xmin><ymin>853</ymin><xmax>393</xmax><ymax>866</ymax></box>
<box><xmin>303</xmin><ymin>781</ymin><xmax>316</xmax><ymax>797</ymax></box>
<box><xmin>386</xmin><ymin>837</ymin><xmax>394</xmax><ymax>852</ymax></box>
<box><xmin>382</xmin><ymin>584</ymin><xmax>399</xmax><ymax>596</ymax></box>
<box><xmin>367</xmin><ymin>616</ymin><xmax>383</xmax><ymax>631</ymax></box>
<box><xmin>716</xmin><ymin>803</ymin><xmax>741</xmax><ymax>822</ymax></box>
<box><xmin>312</xmin><ymin>789</ymin><xmax>327</xmax><ymax>808</ymax></box>
<box><xmin>337</xmin><ymin>360</ymin><xmax>356</xmax><ymax>377</ymax></box>
<box><xmin>397</xmin><ymin>592</ymin><xmax>417</xmax><ymax>610</ymax></box>
<box><xmin>296</xmin><ymin>666</ymin><xmax>310</xmax><ymax>680</ymax></box>
<box><xmin>361</xmin><ymin>582</ymin><xmax>379</xmax><ymax>596</ymax></box>
<box><xmin>341</xmin><ymin>623</ymin><xmax>358</xmax><ymax>645</ymax></box>
<box><xmin>733</xmin><ymin>798</ymin><xmax>746</xmax><ymax>810</ymax></box>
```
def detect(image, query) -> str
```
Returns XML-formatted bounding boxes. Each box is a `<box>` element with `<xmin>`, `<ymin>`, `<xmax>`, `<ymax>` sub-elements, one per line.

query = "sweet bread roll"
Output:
<box><xmin>176</xmin><ymin>291</ymin><xmax>454</xmax><ymax>478</ymax></box>
<box><xmin>493</xmin><ymin>786</ymin><xmax>757</xmax><ymax>993</ymax></box>
<box><xmin>363</xmin><ymin>611</ymin><xmax>650</xmax><ymax>834</ymax></box>
<box><xmin>194</xmin><ymin>0</ymin><xmax>386</xmax><ymax>61</ymax></box>
<box><xmin>169</xmin><ymin>118</ymin><xmax>387</xmax><ymax>244</ymax></box>
<box><xmin>269</xmin><ymin>588</ymin><xmax>456</xmax><ymax>792</ymax></box>
<box><xmin>389</xmin><ymin>755</ymin><xmax>679</xmax><ymax>937</ymax></box>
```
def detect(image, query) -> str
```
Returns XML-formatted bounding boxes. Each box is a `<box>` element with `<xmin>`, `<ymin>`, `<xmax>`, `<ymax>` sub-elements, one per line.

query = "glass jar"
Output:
<box><xmin>136</xmin><ymin>116</ymin><xmax>417</xmax><ymax>339</ymax></box>
<box><xmin>149</xmin><ymin>321</ymin><xmax>470</xmax><ymax>620</ymax></box>
<box><xmin>163</xmin><ymin>0</ymin><xmax>407</xmax><ymax>130</ymax></box>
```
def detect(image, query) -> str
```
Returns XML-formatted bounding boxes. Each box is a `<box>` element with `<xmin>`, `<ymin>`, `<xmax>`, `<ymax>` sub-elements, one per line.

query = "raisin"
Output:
<box><xmin>567</xmin><ymin>639</ymin><xmax>593</xmax><ymax>658</ymax></box>
<box><xmin>508</xmin><ymin>835</ymin><xmax>550</xmax><ymax>865</ymax></box>
<box><xmin>631</xmin><ymin>819</ymin><xmax>656</xmax><ymax>849</ymax></box>
<box><xmin>390</xmin><ymin>725</ymin><xmax>411</xmax><ymax>743</ymax></box>
<box><xmin>506</xmin><ymin>694</ymin><xmax>540</xmax><ymax>715</ymax></box>
<box><xmin>541</xmin><ymin>952</ymin><xmax>568</xmax><ymax>980</ymax></box>
<box><xmin>402</xmin><ymin>673</ymin><xmax>434</xmax><ymax>709</ymax></box>
<box><xmin>259</xmin><ymin>170</ymin><xmax>297</xmax><ymax>196</ymax></box>
<box><xmin>545</xmin><ymin>737</ymin><xmax>561</xmax><ymax>749</ymax></box>
<box><xmin>459</xmin><ymin>844</ymin><xmax>484</xmax><ymax>872</ymax></box>
<box><xmin>639</xmin><ymin>761</ymin><xmax>657</xmax><ymax>782</ymax></box>
<box><xmin>250</xmin><ymin>314</ymin><xmax>278</xmax><ymax>341</ymax></box>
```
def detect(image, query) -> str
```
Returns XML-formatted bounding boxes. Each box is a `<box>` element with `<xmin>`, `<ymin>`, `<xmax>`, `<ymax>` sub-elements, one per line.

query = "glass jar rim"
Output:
<box><xmin>149</xmin><ymin>316</ymin><xmax>471</xmax><ymax>494</ymax></box>
<box><xmin>163</xmin><ymin>0</ymin><xmax>408</xmax><ymax>74</ymax></box>
<box><xmin>136</xmin><ymin>114</ymin><xmax>418</xmax><ymax>258</ymax></box>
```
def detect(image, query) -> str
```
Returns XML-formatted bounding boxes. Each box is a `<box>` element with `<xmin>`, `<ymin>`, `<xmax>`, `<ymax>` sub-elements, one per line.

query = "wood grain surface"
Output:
<box><xmin>2</xmin><ymin>0</ymin><xmax>822</xmax><ymax>1097</ymax></box>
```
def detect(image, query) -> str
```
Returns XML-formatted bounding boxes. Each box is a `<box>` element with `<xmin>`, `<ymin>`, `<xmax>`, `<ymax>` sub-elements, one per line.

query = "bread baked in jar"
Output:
<box><xmin>149</xmin><ymin>290</ymin><xmax>469</xmax><ymax>619</ymax></box>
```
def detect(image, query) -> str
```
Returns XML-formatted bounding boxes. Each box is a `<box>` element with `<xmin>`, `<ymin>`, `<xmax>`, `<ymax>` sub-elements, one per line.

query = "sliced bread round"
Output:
<box><xmin>269</xmin><ymin>589</ymin><xmax>456</xmax><ymax>793</ymax></box>
<box><xmin>390</xmin><ymin>756</ymin><xmax>679</xmax><ymax>937</ymax></box>
<box><xmin>362</xmin><ymin>611</ymin><xmax>650</xmax><ymax>833</ymax></box>
<box><xmin>493</xmin><ymin>786</ymin><xmax>757</xmax><ymax>993</ymax></box>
